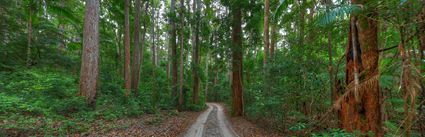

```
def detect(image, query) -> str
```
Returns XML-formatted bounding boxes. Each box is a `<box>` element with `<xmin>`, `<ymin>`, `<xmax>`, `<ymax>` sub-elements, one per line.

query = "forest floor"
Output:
<box><xmin>183</xmin><ymin>103</ymin><xmax>281</xmax><ymax>137</ymax></box>
<box><xmin>77</xmin><ymin>110</ymin><xmax>201</xmax><ymax>137</ymax></box>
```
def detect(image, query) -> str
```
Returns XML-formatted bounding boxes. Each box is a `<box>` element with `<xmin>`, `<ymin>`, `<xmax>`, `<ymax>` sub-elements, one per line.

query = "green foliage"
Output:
<box><xmin>312</xmin><ymin>129</ymin><xmax>356</xmax><ymax>137</ymax></box>
<box><xmin>315</xmin><ymin>5</ymin><xmax>360</xmax><ymax>27</ymax></box>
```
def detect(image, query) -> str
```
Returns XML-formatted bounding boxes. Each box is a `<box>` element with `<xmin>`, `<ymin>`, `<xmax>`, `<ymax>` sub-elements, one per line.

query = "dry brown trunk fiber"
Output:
<box><xmin>339</xmin><ymin>0</ymin><xmax>382</xmax><ymax>136</ymax></box>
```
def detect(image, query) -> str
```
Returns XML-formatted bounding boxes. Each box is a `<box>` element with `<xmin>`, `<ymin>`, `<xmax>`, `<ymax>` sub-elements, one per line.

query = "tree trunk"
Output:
<box><xmin>205</xmin><ymin>51</ymin><xmax>209</xmax><ymax>102</ymax></box>
<box><xmin>328</xmin><ymin>31</ymin><xmax>335</xmax><ymax>103</ymax></box>
<box><xmin>231</xmin><ymin>4</ymin><xmax>244</xmax><ymax>116</ymax></box>
<box><xmin>417</xmin><ymin>2</ymin><xmax>425</xmax><ymax>136</ymax></box>
<box><xmin>124</xmin><ymin>0</ymin><xmax>131</xmax><ymax>96</ymax></box>
<box><xmin>399</xmin><ymin>26</ymin><xmax>415</xmax><ymax>137</ymax></box>
<box><xmin>115</xmin><ymin>27</ymin><xmax>122</xmax><ymax>73</ymax></box>
<box><xmin>79</xmin><ymin>0</ymin><xmax>100</xmax><ymax>107</ymax></box>
<box><xmin>270</xmin><ymin>22</ymin><xmax>277</xmax><ymax>58</ymax></box>
<box><xmin>131</xmin><ymin>0</ymin><xmax>143</xmax><ymax>95</ymax></box>
<box><xmin>263</xmin><ymin>0</ymin><xmax>270</xmax><ymax>65</ymax></box>
<box><xmin>191</xmin><ymin>0</ymin><xmax>200</xmax><ymax>104</ymax></box>
<box><xmin>170</xmin><ymin>0</ymin><xmax>178</xmax><ymax>104</ymax></box>
<box><xmin>151</xmin><ymin>4</ymin><xmax>157</xmax><ymax>67</ymax></box>
<box><xmin>178</xmin><ymin>0</ymin><xmax>185</xmax><ymax>110</ymax></box>
<box><xmin>26</xmin><ymin>6</ymin><xmax>32</xmax><ymax>67</ymax></box>
<box><xmin>339</xmin><ymin>0</ymin><xmax>382</xmax><ymax>135</ymax></box>
<box><xmin>325</xmin><ymin>0</ymin><xmax>336</xmax><ymax>105</ymax></box>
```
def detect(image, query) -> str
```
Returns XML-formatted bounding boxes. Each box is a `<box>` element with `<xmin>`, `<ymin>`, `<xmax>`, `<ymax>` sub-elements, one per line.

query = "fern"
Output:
<box><xmin>315</xmin><ymin>4</ymin><xmax>360</xmax><ymax>27</ymax></box>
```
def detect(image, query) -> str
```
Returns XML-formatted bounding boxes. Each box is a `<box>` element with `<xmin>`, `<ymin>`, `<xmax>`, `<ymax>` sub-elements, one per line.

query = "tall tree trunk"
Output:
<box><xmin>417</xmin><ymin>2</ymin><xmax>425</xmax><ymax>136</ymax></box>
<box><xmin>270</xmin><ymin>22</ymin><xmax>277</xmax><ymax>58</ymax></box>
<box><xmin>263</xmin><ymin>0</ymin><xmax>270</xmax><ymax>65</ymax></box>
<box><xmin>150</xmin><ymin>1</ymin><xmax>159</xmax><ymax>106</ymax></box>
<box><xmin>178</xmin><ymin>0</ymin><xmax>185</xmax><ymax>110</ymax></box>
<box><xmin>151</xmin><ymin>4</ymin><xmax>157</xmax><ymax>67</ymax></box>
<box><xmin>170</xmin><ymin>0</ymin><xmax>178</xmax><ymax>104</ymax></box>
<box><xmin>325</xmin><ymin>0</ymin><xmax>336</xmax><ymax>105</ymax></box>
<box><xmin>26</xmin><ymin>6</ymin><xmax>32</xmax><ymax>67</ymax></box>
<box><xmin>192</xmin><ymin>0</ymin><xmax>200</xmax><ymax>104</ymax></box>
<box><xmin>115</xmin><ymin>28</ymin><xmax>122</xmax><ymax>73</ymax></box>
<box><xmin>79</xmin><ymin>0</ymin><xmax>100</xmax><ymax>107</ymax></box>
<box><xmin>339</xmin><ymin>0</ymin><xmax>382</xmax><ymax>135</ymax></box>
<box><xmin>124</xmin><ymin>0</ymin><xmax>132</xmax><ymax>96</ymax></box>
<box><xmin>205</xmin><ymin>51</ymin><xmax>209</xmax><ymax>102</ymax></box>
<box><xmin>231</xmin><ymin>4</ymin><xmax>244</xmax><ymax>116</ymax></box>
<box><xmin>131</xmin><ymin>0</ymin><xmax>143</xmax><ymax>95</ymax></box>
<box><xmin>328</xmin><ymin>32</ymin><xmax>335</xmax><ymax>103</ymax></box>
<box><xmin>399</xmin><ymin>26</ymin><xmax>415</xmax><ymax>137</ymax></box>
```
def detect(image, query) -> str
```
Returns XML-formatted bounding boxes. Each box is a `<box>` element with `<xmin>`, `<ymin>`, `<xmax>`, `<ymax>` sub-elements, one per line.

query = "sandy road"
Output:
<box><xmin>183</xmin><ymin>103</ymin><xmax>238</xmax><ymax>137</ymax></box>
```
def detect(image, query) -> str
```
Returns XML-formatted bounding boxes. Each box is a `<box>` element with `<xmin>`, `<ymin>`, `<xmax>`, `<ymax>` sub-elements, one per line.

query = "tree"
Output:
<box><xmin>170</xmin><ymin>0</ymin><xmax>178</xmax><ymax>104</ymax></box>
<box><xmin>131</xmin><ymin>0</ymin><xmax>144</xmax><ymax>94</ymax></box>
<box><xmin>124</xmin><ymin>0</ymin><xmax>131</xmax><ymax>95</ymax></box>
<box><xmin>270</xmin><ymin>22</ymin><xmax>276</xmax><ymax>58</ymax></box>
<box><xmin>79</xmin><ymin>0</ymin><xmax>100</xmax><ymax>107</ymax></box>
<box><xmin>151</xmin><ymin>1</ymin><xmax>157</xmax><ymax>67</ymax></box>
<box><xmin>417</xmin><ymin>1</ymin><xmax>425</xmax><ymax>135</ymax></box>
<box><xmin>231</xmin><ymin>1</ymin><xmax>244</xmax><ymax>116</ymax></box>
<box><xmin>178</xmin><ymin>0</ymin><xmax>185</xmax><ymax>109</ymax></box>
<box><xmin>263</xmin><ymin>0</ymin><xmax>270</xmax><ymax>65</ymax></box>
<box><xmin>191</xmin><ymin>0</ymin><xmax>201</xmax><ymax>104</ymax></box>
<box><xmin>339</xmin><ymin>0</ymin><xmax>382</xmax><ymax>135</ymax></box>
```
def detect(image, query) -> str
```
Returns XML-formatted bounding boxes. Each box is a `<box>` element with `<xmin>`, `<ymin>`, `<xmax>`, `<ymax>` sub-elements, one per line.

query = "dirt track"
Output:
<box><xmin>183</xmin><ymin>103</ymin><xmax>238</xmax><ymax>137</ymax></box>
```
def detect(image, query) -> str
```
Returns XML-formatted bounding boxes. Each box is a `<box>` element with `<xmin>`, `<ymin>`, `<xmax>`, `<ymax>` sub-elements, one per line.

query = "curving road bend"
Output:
<box><xmin>183</xmin><ymin>103</ymin><xmax>239</xmax><ymax>137</ymax></box>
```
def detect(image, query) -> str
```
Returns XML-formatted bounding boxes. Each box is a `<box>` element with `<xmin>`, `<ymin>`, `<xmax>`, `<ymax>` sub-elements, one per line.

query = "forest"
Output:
<box><xmin>1</xmin><ymin>0</ymin><xmax>425</xmax><ymax>136</ymax></box>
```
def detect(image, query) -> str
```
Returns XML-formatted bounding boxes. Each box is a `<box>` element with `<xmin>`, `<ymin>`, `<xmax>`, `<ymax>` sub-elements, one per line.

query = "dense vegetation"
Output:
<box><xmin>1</xmin><ymin>0</ymin><xmax>425</xmax><ymax>136</ymax></box>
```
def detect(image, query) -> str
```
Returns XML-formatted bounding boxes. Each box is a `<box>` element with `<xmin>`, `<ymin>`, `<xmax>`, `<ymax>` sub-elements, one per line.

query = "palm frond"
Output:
<box><xmin>314</xmin><ymin>4</ymin><xmax>360</xmax><ymax>27</ymax></box>
<box><xmin>273</xmin><ymin>0</ymin><xmax>294</xmax><ymax>21</ymax></box>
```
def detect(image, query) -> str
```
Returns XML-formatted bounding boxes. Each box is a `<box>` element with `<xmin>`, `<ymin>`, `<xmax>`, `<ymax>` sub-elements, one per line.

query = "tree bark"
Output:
<box><xmin>151</xmin><ymin>4</ymin><xmax>157</xmax><ymax>67</ymax></box>
<box><xmin>131</xmin><ymin>0</ymin><xmax>143</xmax><ymax>95</ymax></box>
<box><xmin>325</xmin><ymin>0</ymin><xmax>336</xmax><ymax>105</ymax></box>
<box><xmin>115</xmin><ymin>27</ymin><xmax>122</xmax><ymax>72</ymax></box>
<box><xmin>340</xmin><ymin>0</ymin><xmax>382</xmax><ymax>135</ymax></box>
<box><xmin>170</xmin><ymin>0</ymin><xmax>178</xmax><ymax>104</ymax></box>
<box><xmin>178</xmin><ymin>0</ymin><xmax>185</xmax><ymax>110</ymax></box>
<box><xmin>417</xmin><ymin>2</ymin><xmax>425</xmax><ymax>136</ymax></box>
<box><xmin>270</xmin><ymin>22</ymin><xmax>277</xmax><ymax>58</ymax></box>
<box><xmin>263</xmin><ymin>0</ymin><xmax>270</xmax><ymax>65</ymax></box>
<box><xmin>205</xmin><ymin>51</ymin><xmax>209</xmax><ymax>102</ymax></box>
<box><xmin>231</xmin><ymin>4</ymin><xmax>244</xmax><ymax>116</ymax></box>
<box><xmin>191</xmin><ymin>0</ymin><xmax>200</xmax><ymax>104</ymax></box>
<box><xmin>399</xmin><ymin>26</ymin><xmax>415</xmax><ymax>137</ymax></box>
<box><xmin>79</xmin><ymin>0</ymin><xmax>100</xmax><ymax>107</ymax></box>
<box><xmin>124</xmin><ymin>0</ymin><xmax>131</xmax><ymax>96</ymax></box>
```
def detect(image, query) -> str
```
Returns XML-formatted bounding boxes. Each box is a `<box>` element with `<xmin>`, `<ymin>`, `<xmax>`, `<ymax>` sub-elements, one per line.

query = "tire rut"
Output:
<box><xmin>202</xmin><ymin>105</ymin><xmax>223</xmax><ymax>137</ymax></box>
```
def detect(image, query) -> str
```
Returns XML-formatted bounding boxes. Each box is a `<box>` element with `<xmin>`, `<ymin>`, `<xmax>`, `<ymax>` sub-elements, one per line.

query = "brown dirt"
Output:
<box><xmin>79</xmin><ymin>110</ymin><xmax>201</xmax><ymax>137</ymax></box>
<box><xmin>230</xmin><ymin>117</ymin><xmax>282</xmax><ymax>137</ymax></box>
<box><xmin>217</xmin><ymin>103</ymin><xmax>282</xmax><ymax>137</ymax></box>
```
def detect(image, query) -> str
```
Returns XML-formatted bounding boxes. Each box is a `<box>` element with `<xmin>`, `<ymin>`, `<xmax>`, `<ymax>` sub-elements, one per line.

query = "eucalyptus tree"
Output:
<box><xmin>79</xmin><ymin>0</ymin><xmax>100</xmax><ymax>107</ymax></box>
<box><xmin>131</xmin><ymin>0</ymin><xmax>144</xmax><ymax>94</ymax></box>
<box><xmin>263</xmin><ymin>0</ymin><xmax>270</xmax><ymax>65</ymax></box>
<box><xmin>178</xmin><ymin>0</ymin><xmax>185</xmax><ymax>109</ymax></box>
<box><xmin>191</xmin><ymin>0</ymin><xmax>201</xmax><ymax>104</ymax></box>
<box><xmin>170</xmin><ymin>0</ymin><xmax>178</xmax><ymax>103</ymax></box>
<box><xmin>231</xmin><ymin>0</ymin><xmax>244</xmax><ymax>116</ymax></box>
<box><xmin>124</xmin><ymin>0</ymin><xmax>131</xmax><ymax>95</ymax></box>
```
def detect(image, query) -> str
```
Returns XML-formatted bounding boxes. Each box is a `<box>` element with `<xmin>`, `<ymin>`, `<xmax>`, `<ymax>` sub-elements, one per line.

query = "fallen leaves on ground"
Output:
<box><xmin>76</xmin><ymin>110</ymin><xmax>201</xmax><ymax>137</ymax></box>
